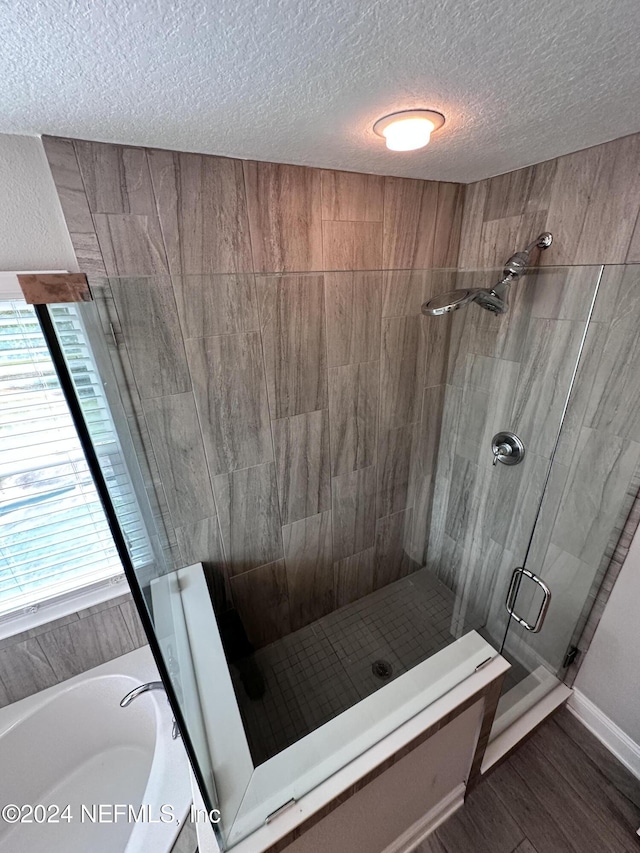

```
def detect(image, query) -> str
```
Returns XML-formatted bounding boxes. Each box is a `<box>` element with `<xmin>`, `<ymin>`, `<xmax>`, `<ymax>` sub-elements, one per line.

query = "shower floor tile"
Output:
<box><xmin>231</xmin><ymin>568</ymin><xmax>474</xmax><ymax>765</ymax></box>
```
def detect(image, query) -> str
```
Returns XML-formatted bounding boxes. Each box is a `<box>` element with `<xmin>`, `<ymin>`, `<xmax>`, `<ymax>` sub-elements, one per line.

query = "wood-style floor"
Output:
<box><xmin>417</xmin><ymin>708</ymin><xmax>640</xmax><ymax>853</ymax></box>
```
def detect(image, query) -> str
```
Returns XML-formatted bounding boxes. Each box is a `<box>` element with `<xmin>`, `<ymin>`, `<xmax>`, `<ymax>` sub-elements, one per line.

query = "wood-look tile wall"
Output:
<box><xmin>0</xmin><ymin>593</ymin><xmax>147</xmax><ymax>708</ymax></box>
<box><xmin>44</xmin><ymin>136</ymin><xmax>465</xmax><ymax>648</ymax></box>
<box><xmin>458</xmin><ymin>132</ymin><xmax>640</xmax><ymax>269</ymax></box>
<box><xmin>429</xmin><ymin>132</ymin><xmax>640</xmax><ymax>668</ymax></box>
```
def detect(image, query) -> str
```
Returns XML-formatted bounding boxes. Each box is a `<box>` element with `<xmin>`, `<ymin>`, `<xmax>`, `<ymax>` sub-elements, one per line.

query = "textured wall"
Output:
<box><xmin>429</xmin><ymin>132</ymin><xmax>640</xmax><ymax>674</ymax></box>
<box><xmin>575</xmin><ymin>525</ymin><xmax>640</xmax><ymax>745</ymax></box>
<box><xmin>43</xmin><ymin>136</ymin><xmax>465</xmax><ymax>648</ymax></box>
<box><xmin>0</xmin><ymin>134</ymin><xmax>76</xmax><ymax>270</ymax></box>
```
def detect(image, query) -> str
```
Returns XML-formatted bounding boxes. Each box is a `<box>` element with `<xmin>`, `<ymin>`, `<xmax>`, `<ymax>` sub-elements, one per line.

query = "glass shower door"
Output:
<box><xmin>428</xmin><ymin>264</ymin><xmax>604</xmax><ymax>724</ymax></box>
<box><xmin>498</xmin><ymin>262</ymin><xmax>640</xmax><ymax>721</ymax></box>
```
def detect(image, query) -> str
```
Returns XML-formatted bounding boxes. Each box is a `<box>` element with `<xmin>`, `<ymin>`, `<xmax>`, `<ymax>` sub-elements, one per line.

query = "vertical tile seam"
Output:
<box><xmin>254</xmin><ymin>271</ymin><xmax>291</xmax><ymax>629</ymax></box>
<box><xmin>241</xmin><ymin>156</ymin><xmax>259</xmax><ymax>276</ymax></box>
<box><xmin>118</xmin><ymin>601</ymin><xmax>140</xmax><ymax>648</ymax></box>
<box><xmin>624</xmin><ymin>201</ymin><xmax>640</xmax><ymax>263</ymax></box>
<box><xmin>147</xmin><ymin>146</ymin><xmax>192</xmax><ymax>346</ymax></box>
<box><xmin>454</xmin><ymin>182</ymin><xmax>468</xmax><ymax>266</ymax></box>
<box><xmin>429</xmin><ymin>180</ymin><xmax>445</xmax><ymax>269</ymax></box>
<box><xmin>0</xmin><ymin>661</ymin><xmax>11</xmax><ymax>704</ymax></box>
<box><xmin>138</xmin><ymin>396</ymin><xmax>197</xmax><ymax>553</ymax></box>
<box><xmin>144</xmin><ymin>145</ymin><xmax>174</xmax><ymax>278</ymax></box>
<box><xmin>33</xmin><ymin>629</ymin><xmax>62</xmax><ymax>682</ymax></box>
<box><xmin>320</xmin><ymin>246</ymin><xmax>337</xmax><ymax>609</ymax></box>
<box><xmin>411</xmin><ymin>183</ymin><xmax>445</xmax><ymax>557</ymax></box>
<box><xmin>455</xmin><ymin>178</ymin><xmax>472</xmax><ymax>269</ymax></box>
<box><xmin>376</xmin><ymin>176</ymin><xmax>388</xmax><ymax>537</ymax></box>
<box><xmin>374</xmin><ymin>280</ymin><xmax>385</xmax><ymax>529</ymax></box>
<box><xmin>426</xmin><ymin>179</ymin><xmax>441</xmax><ymax>269</ymax></box>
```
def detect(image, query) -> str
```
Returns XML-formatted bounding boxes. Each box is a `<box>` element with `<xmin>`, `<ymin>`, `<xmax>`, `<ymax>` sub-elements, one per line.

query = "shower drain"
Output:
<box><xmin>371</xmin><ymin>659</ymin><xmax>393</xmax><ymax>680</ymax></box>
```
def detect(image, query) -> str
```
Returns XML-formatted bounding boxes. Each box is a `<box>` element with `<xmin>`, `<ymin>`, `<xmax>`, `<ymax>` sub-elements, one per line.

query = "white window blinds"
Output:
<box><xmin>0</xmin><ymin>299</ymin><xmax>151</xmax><ymax>619</ymax></box>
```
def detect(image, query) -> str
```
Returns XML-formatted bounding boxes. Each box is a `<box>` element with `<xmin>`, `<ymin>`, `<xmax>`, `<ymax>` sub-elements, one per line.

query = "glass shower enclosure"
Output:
<box><xmin>40</xmin><ymin>261</ymin><xmax>640</xmax><ymax>848</ymax></box>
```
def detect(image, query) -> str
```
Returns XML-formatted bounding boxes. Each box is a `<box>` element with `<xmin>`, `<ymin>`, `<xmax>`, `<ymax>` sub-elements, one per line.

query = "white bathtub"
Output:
<box><xmin>0</xmin><ymin>646</ymin><xmax>191</xmax><ymax>853</ymax></box>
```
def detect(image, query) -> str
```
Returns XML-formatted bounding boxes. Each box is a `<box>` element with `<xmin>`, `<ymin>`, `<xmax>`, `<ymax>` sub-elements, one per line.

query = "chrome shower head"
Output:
<box><xmin>421</xmin><ymin>232</ymin><xmax>553</xmax><ymax>318</ymax></box>
<box><xmin>421</xmin><ymin>288</ymin><xmax>485</xmax><ymax>316</ymax></box>
<box><xmin>421</xmin><ymin>288</ymin><xmax>506</xmax><ymax>316</ymax></box>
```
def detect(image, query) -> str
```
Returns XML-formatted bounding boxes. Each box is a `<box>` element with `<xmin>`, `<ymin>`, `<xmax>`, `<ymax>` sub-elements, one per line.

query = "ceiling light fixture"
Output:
<box><xmin>373</xmin><ymin>109</ymin><xmax>445</xmax><ymax>152</ymax></box>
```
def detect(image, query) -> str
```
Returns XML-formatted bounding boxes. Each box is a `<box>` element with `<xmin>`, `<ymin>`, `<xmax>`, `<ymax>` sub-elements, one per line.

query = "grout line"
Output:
<box><xmin>319</xmin><ymin>272</ymin><xmax>339</xmax><ymax>591</ymax></box>
<box><xmin>210</xmin><ymin>459</ymin><xmax>276</xmax><ymax>479</ymax></box>
<box><xmin>229</xmin><ymin>557</ymin><xmax>287</xmax><ymax>581</ymax></box>
<box><xmin>118</xmin><ymin>602</ymin><xmax>139</xmax><ymax>648</ymax></box>
<box><xmin>253</xmin><ymin>278</ymin><xmax>290</xmax><ymax>623</ymax></box>
<box><xmin>241</xmin><ymin>158</ymin><xmax>259</xmax><ymax>278</ymax></box>
<box><xmin>321</xmin><ymin>217</ymin><xmax>384</xmax><ymax>224</ymax></box>
<box><xmin>333</xmin><ymin>544</ymin><xmax>375</xmax><ymax>568</ymax></box>
<box><xmin>327</xmin><ymin>356</ymin><xmax>381</xmax><ymax>371</ymax></box>
<box><xmin>138</xmin><ymin>396</ymin><xmax>194</xmax><ymax>557</ymax></box>
<box><xmin>182</xmin><ymin>326</ymin><xmax>261</xmax><ymax>343</ymax></box>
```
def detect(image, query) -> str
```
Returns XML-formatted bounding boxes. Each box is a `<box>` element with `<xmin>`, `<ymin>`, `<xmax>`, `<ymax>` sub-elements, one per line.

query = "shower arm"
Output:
<box><xmin>491</xmin><ymin>232</ymin><xmax>553</xmax><ymax>300</ymax></box>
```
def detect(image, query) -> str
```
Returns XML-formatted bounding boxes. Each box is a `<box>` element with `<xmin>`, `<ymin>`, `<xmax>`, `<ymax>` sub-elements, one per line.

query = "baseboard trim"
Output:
<box><xmin>567</xmin><ymin>689</ymin><xmax>640</xmax><ymax>781</ymax></box>
<box><xmin>381</xmin><ymin>783</ymin><xmax>465</xmax><ymax>853</ymax></box>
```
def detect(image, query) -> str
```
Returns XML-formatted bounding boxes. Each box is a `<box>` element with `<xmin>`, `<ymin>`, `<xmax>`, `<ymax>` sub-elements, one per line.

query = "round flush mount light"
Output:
<box><xmin>373</xmin><ymin>109</ymin><xmax>445</xmax><ymax>151</ymax></box>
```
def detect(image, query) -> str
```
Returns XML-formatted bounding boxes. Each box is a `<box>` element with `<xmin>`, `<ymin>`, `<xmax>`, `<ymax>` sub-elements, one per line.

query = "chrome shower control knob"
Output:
<box><xmin>491</xmin><ymin>431</ymin><xmax>525</xmax><ymax>466</ymax></box>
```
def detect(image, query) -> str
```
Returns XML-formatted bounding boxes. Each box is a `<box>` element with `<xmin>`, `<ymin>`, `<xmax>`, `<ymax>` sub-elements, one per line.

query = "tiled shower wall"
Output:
<box><xmin>43</xmin><ymin>136</ymin><xmax>464</xmax><ymax>647</ymax></box>
<box><xmin>429</xmin><ymin>132</ymin><xmax>640</xmax><ymax>670</ymax></box>
<box><xmin>43</xmin><ymin>130</ymin><xmax>640</xmax><ymax>665</ymax></box>
<box><xmin>458</xmin><ymin>132</ymin><xmax>640</xmax><ymax>268</ymax></box>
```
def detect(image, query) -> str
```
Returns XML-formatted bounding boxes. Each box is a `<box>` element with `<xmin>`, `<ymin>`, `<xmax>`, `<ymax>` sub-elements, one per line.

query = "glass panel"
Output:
<box><xmin>499</xmin><ymin>263</ymin><xmax>640</xmax><ymax>719</ymax></box>
<box><xmin>45</xmin><ymin>296</ymin><xmax>222</xmax><ymax>844</ymax></box>
<box><xmin>60</xmin><ymin>270</ymin><xmax>503</xmax><ymax>848</ymax></box>
<box><xmin>47</xmin><ymin>298</ymin><xmax>174</xmax><ymax>582</ymax></box>
<box><xmin>0</xmin><ymin>300</ymin><xmax>125</xmax><ymax>616</ymax></box>
<box><xmin>425</xmin><ymin>265</ymin><xmax>603</xmax><ymax>725</ymax></box>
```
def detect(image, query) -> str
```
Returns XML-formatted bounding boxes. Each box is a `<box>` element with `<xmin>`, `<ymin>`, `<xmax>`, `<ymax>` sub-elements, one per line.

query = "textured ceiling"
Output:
<box><xmin>2</xmin><ymin>0</ymin><xmax>640</xmax><ymax>183</ymax></box>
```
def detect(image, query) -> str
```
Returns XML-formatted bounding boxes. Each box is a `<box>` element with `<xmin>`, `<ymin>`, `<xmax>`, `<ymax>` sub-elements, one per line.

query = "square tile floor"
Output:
<box><xmin>230</xmin><ymin>568</ymin><xmax>478</xmax><ymax>765</ymax></box>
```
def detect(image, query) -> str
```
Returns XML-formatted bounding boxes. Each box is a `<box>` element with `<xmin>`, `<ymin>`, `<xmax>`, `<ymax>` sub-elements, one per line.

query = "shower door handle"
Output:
<box><xmin>505</xmin><ymin>567</ymin><xmax>551</xmax><ymax>633</ymax></box>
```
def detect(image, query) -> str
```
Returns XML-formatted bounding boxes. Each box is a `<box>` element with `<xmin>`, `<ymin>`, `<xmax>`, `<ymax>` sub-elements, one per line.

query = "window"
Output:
<box><xmin>0</xmin><ymin>299</ymin><xmax>152</xmax><ymax>621</ymax></box>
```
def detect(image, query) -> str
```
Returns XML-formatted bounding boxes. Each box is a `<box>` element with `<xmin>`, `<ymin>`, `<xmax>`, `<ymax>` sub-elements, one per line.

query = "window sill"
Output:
<box><xmin>0</xmin><ymin>574</ymin><xmax>132</xmax><ymax>641</ymax></box>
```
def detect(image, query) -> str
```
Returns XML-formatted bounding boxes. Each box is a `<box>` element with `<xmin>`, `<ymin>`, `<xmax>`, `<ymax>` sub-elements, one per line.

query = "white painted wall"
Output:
<box><xmin>575</xmin><ymin>528</ymin><xmax>640</xmax><ymax>746</ymax></box>
<box><xmin>0</xmin><ymin>133</ymin><xmax>75</xmax><ymax>270</ymax></box>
